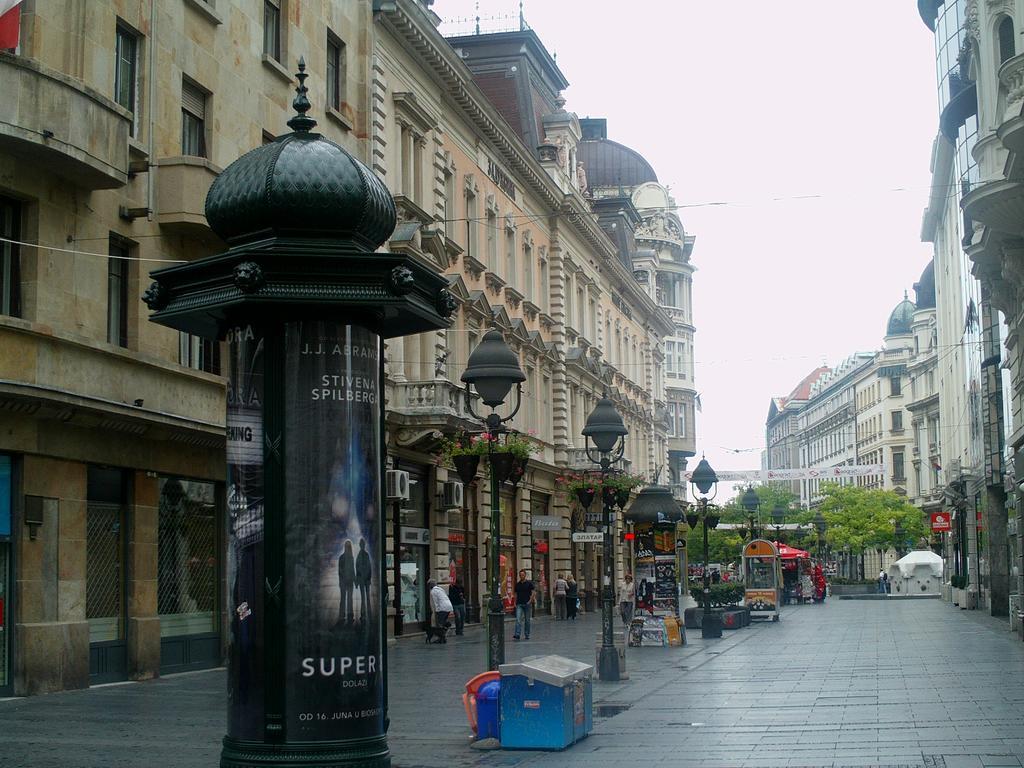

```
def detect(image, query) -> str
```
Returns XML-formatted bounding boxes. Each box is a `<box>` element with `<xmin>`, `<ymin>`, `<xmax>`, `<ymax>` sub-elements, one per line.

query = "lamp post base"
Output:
<box><xmin>487</xmin><ymin>596</ymin><xmax>505</xmax><ymax>672</ymax></box>
<box><xmin>597</xmin><ymin>644</ymin><xmax>620</xmax><ymax>682</ymax></box>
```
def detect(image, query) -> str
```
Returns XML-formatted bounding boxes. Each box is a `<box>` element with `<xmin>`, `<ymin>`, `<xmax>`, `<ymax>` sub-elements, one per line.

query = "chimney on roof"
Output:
<box><xmin>580</xmin><ymin>118</ymin><xmax>607</xmax><ymax>140</ymax></box>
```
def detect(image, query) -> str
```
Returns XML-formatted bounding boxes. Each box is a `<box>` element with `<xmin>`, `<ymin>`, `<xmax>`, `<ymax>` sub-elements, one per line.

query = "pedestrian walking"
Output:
<box><xmin>566</xmin><ymin>574</ymin><xmax>579</xmax><ymax>620</ymax></box>
<box><xmin>512</xmin><ymin>569</ymin><xmax>535</xmax><ymax>640</ymax></box>
<box><xmin>553</xmin><ymin>572</ymin><xmax>568</xmax><ymax>619</ymax></box>
<box><xmin>427</xmin><ymin>579</ymin><xmax>453</xmax><ymax>643</ymax></box>
<box><xmin>878</xmin><ymin>569</ymin><xmax>886</xmax><ymax>594</ymax></box>
<box><xmin>883</xmin><ymin>571</ymin><xmax>890</xmax><ymax>594</ymax></box>
<box><xmin>617</xmin><ymin>572</ymin><xmax>635</xmax><ymax>627</ymax></box>
<box><xmin>449</xmin><ymin>575</ymin><xmax>467</xmax><ymax>636</ymax></box>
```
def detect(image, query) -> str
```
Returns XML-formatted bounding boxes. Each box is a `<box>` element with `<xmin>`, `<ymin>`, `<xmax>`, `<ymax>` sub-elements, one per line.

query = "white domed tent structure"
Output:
<box><xmin>887</xmin><ymin>550</ymin><xmax>943</xmax><ymax>597</ymax></box>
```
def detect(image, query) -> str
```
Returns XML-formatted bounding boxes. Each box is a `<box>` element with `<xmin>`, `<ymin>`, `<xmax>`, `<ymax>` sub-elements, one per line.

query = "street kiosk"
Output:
<box><xmin>742</xmin><ymin>539</ymin><xmax>781</xmax><ymax>621</ymax></box>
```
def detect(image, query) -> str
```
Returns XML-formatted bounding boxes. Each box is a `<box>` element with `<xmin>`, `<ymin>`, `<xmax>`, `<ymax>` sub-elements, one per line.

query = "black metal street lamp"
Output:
<box><xmin>686</xmin><ymin>457</ymin><xmax>721</xmax><ymax>639</ymax></box>
<box><xmin>815</xmin><ymin>510</ymin><xmax>827</xmax><ymax>561</ymax></box>
<box><xmin>582</xmin><ymin>394</ymin><xmax>628</xmax><ymax>682</ymax></box>
<box><xmin>771</xmin><ymin>501</ymin><xmax>786</xmax><ymax>542</ymax></box>
<box><xmin>740</xmin><ymin>485</ymin><xmax>760</xmax><ymax>539</ymax></box>
<box><xmin>462</xmin><ymin>328</ymin><xmax>525</xmax><ymax>672</ymax></box>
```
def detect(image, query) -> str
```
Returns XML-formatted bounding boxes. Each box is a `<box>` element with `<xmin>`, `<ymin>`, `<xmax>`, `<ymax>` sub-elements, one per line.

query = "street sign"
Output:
<box><xmin>572</xmin><ymin>532</ymin><xmax>604</xmax><ymax>543</ymax></box>
<box><xmin>930</xmin><ymin>512</ymin><xmax>951</xmax><ymax>532</ymax></box>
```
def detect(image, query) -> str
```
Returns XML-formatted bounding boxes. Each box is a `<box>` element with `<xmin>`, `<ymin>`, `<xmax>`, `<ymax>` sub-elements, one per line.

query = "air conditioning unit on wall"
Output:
<box><xmin>385</xmin><ymin>470</ymin><xmax>410</xmax><ymax>500</ymax></box>
<box><xmin>441</xmin><ymin>480</ymin><xmax>464</xmax><ymax>509</ymax></box>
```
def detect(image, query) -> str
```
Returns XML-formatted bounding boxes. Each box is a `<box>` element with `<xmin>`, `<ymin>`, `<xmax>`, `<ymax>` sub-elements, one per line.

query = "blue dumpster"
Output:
<box><xmin>476</xmin><ymin>680</ymin><xmax>501</xmax><ymax>740</ymax></box>
<box><xmin>498</xmin><ymin>655</ymin><xmax>593</xmax><ymax>750</ymax></box>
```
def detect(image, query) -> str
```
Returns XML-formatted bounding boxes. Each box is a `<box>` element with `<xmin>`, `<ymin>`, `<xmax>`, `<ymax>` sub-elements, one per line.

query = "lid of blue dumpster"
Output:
<box><xmin>477</xmin><ymin>680</ymin><xmax>501</xmax><ymax>701</ymax></box>
<box><xmin>499</xmin><ymin>655</ymin><xmax>593</xmax><ymax>687</ymax></box>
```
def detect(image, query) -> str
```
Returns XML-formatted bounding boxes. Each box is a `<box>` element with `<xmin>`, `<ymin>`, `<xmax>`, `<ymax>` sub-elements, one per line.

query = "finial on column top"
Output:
<box><xmin>287</xmin><ymin>57</ymin><xmax>318</xmax><ymax>133</ymax></box>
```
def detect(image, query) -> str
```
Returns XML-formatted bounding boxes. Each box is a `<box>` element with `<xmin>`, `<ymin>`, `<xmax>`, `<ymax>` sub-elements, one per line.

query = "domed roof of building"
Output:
<box><xmin>577</xmin><ymin>137</ymin><xmax>658</xmax><ymax>190</ymax></box>
<box><xmin>205</xmin><ymin>62</ymin><xmax>395</xmax><ymax>249</ymax></box>
<box><xmin>886</xmin><ymin>292</ymin><xmax>917</xmax><ymax>336</ymax></box>
<box><xmin>913</xmin><ymin>260</ymin><xmax>935</xmax><ymax>310</ymax></box>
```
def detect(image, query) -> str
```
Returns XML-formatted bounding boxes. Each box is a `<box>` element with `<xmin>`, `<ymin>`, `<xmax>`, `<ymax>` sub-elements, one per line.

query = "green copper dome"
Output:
<box><xmin>886</xmin><ymin>292</ymin><xmax>917</xmax><ymax>336</ymax></box>
<box><xmin>205</xmin><ymin>61</ymin><xmax>395</xmax><ymax>249</ymax></box>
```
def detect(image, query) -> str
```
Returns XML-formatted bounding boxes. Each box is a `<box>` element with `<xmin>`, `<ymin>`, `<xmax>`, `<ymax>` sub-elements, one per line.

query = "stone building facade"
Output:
<box><xmin>0</xmin><ymin>0</ymin><xmax>692</xmax><ymax>695</ymax></box>
<box><xmin>918</xmin><ymin>0</ymin><xmax>1018</xmax><ymax>626</ymax></box>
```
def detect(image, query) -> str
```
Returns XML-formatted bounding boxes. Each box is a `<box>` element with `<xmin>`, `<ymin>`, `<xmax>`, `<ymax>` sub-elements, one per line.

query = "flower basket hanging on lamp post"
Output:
<box><xmin>452</xmin><ymin>454</ymin><xmax>481</xmax><ymax>486</ymax></box>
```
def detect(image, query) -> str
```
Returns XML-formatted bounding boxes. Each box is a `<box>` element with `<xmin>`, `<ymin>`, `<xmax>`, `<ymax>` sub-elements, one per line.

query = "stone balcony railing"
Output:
<box><xmin>388</xmin><ymin>379</ymin><xmax>480</xmax><ymax>427</ymax></box>
<box><xmin>564</xmin><ymin>446</ymin><xmax>632</xmax><ymax>474</ymax></box>
<box><xmin>999</xmin><ymin>52</ymin><xmax>1024</xmax><ymax>124</ymax></box>
<box><xmin>155</xmin><ymin>156</ymin><xmax>223</xmax><ymax>236</ymax></box>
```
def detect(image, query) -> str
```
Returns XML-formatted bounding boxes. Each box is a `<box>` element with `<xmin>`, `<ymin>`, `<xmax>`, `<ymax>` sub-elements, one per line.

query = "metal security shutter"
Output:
<box><xmin>182</xmin><ymin>80</ymin><xmax>206</xmax><ymax>119</ymax></box>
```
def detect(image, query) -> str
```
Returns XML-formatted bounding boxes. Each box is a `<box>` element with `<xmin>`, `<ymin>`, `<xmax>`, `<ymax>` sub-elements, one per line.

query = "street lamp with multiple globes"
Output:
<box><xmin>581</xmin><ymin>394</ymin><xmax>629</xmax><ymax>682</ymax></box>
<box><xmin>461</xmin><ymin>328</ymin><xmax>526</xmax><ymax>671</ymax></box>
<box><xmin>739</xmin><ymin>485</ymin><xmax>761</xmax><ymax>540</ymax></box>
<box><xmin>686</xmin><ymin>457</ymin><xmax>722</xmax><ymax>639</ymax></box>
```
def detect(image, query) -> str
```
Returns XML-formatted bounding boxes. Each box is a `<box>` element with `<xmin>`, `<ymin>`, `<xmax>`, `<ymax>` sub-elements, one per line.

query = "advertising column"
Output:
<box><xmin>283</xmin><ymin>321</ymin><xmax>384</xmax><ymax>740</ymax></box>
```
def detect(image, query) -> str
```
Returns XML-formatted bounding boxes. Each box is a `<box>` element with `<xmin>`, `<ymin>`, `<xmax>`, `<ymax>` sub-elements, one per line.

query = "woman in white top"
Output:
<box><xmin>553</xmin><ymin>573</ymin><xmax>568</xmax><ymax>620</ymax></box>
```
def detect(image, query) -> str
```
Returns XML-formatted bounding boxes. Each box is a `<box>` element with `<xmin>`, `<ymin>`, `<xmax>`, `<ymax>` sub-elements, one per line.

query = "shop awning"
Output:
<box><xmin>775</xmin><ymin>543</ymin><xmax>810</xmax><ymax>559</ymax></box>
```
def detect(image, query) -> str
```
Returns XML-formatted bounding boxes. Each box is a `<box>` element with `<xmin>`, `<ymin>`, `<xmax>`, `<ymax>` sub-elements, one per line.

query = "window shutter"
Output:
<box><xmin>182</xmin><ymin>81</ymin><xmax>206</xmax><ymax>119</ymax></box>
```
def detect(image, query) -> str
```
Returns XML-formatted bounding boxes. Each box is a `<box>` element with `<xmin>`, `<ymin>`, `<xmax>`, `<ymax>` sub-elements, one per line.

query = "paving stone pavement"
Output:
<box><xmin>1</xmin><ymin>600</ymin><xmax>1022</xmax><ymax>768</ymax></box>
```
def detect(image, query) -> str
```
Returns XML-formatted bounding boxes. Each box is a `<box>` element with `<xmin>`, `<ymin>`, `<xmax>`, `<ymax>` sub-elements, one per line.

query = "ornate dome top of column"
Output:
<box><xmin>205</xmin><ymin>59</ymin><xmax>396</xmax><ymax>250</ymax></box>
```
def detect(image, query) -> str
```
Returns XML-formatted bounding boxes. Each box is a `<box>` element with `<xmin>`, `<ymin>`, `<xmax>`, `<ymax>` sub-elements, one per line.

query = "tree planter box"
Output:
<box><xmin>683</xmin><ymin>607</ymin><xmax>701</xmax><ymax>629</ymax></box>
<box><xmin>722</xmin><ymin>609</ymin><xmax>746</xmax><ymax>630</ymax></box>
<box><xmin>701</xmin><ymin>609</ymin><xmax>723</xmax><ymax>639</ymax></box>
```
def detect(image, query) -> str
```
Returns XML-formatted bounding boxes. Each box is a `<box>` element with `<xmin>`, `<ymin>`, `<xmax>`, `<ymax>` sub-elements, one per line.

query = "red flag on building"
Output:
<box><xmin>0</xmin><ymin>1</ymin><xmax>23</xmax><ymax>50</ymax></box>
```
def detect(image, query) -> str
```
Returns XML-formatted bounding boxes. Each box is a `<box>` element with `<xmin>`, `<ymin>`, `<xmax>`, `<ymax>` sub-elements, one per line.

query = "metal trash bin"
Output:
<box><xmin>593</xmin><ymin>631</ymin><xmax>627</xmax><ymax>675</ymax></box>
<box><xmin>499</xmin><ymin>655</ymin><xmax>594</xmax><ymax>750</ymax></box>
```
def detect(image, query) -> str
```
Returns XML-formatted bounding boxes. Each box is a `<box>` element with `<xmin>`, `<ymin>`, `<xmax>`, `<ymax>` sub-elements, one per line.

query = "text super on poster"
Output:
<box><xmin>226</xmin><ymin>324</ymin><xmax>265</xmax><ymax>740</ymax></box>
<box><xmin>283</xmin><ymin>322</ymin><xmax>383</xmax><ymax>739</ymax></box>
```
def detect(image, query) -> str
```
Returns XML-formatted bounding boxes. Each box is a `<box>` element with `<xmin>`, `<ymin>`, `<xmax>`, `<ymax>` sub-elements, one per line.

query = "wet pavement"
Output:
<box><xmin>1</xmin><ymin>599</ymin><xmax>1023</xmax><ymax>767</ymax></box>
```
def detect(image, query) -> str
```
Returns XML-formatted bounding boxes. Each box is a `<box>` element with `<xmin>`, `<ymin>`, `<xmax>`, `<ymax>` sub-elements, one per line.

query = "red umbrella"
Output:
<box><xmin>775</xmin><ymin>542</ymin><xmax>810</xmax><ymax>559</ymax></box>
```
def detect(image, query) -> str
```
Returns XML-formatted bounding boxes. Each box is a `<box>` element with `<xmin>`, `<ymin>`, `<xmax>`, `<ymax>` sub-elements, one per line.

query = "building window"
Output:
<box><xmin>465</xmin><ymin>188</ymin><xmax>478</xmax><ymax>259</ymax></box>
<box><xmin>114</xmin><ymin>23</ymin><xmax>139</xmax><ymax>136</ymax></box>
<box><xmin>999</xmin><ymin>16</ymin><xmax>1015</xmax><ymax>64</ymax></box>
<box><xmin>180</xmin><ymin>333</ymin><xmax>221</xmax><ymax>375</ymax></box>
<box><xmin>263</xmin><ymin>0</ymin><xmax>281</xmax><ymax>61</ymax></box>
<box><xmin>326</xmin><ymin>32</ymin><xmax>345</xmax><ymax>111</ymax></box>
<box><xmin>181</xmin><ymin>79</ymin><xmax>207</xmax><ymax>157</ymax></box>
<box><xmin>444</xmin><ymin>168</ymin><xmax>456</xmax><ymax>240</ymax></box>
<box><xmin>538</xmin><ymin>257</ymin><xmax>548</xmax><ymax>312</ymax></box>
<box><xmin>522</xmin><ymin>238</ymin><xmax>533</xmax><ymax>299</ymax></box>
<box><xmin>505</xmin><ymin>224</ymin><xmax>516</xmax><ymax>288</ymax></box>
<box><xmin>0</xmin><ymin>196</ymin><xmax>21</xmax><ymax>318</ymax></box>
<box><xmin>889</xmin><ymin>376</ymin><xmax>902</xmax><ymax>396</ymax></box>
<box><xmin>892</xmin><ymin>450</ymin><xmax>905</xmax><ymax>482</ymax></box>
<box><xmin>486</xmin><ymin>209</ymin><xmax>497</xmax><ymax>270</ymax></box>
<box><xmin>107</xmin><ymin>236</ymin><xmax>131</xmax><ymax>347</ymax></box>
<box><xmin>891</xmin><ymin>410</ymin><xmax>903</xmax><ymax>431</ymax></box>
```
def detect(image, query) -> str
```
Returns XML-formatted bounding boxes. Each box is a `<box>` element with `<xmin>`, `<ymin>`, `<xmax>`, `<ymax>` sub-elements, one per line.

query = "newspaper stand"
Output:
<box><xmin>498</xmin><ymin>655</ymin><xmax>593</xmax><ymax>750</ymax></box>
<box><xmin>742</xmin><ymin>539</ymin><xmax>781</xmax><ymax>622</ymax></box>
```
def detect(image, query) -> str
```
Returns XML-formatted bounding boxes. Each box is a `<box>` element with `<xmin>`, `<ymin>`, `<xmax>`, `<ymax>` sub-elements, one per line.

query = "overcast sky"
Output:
<box><xmin>433</xmin><ymin>1</ymin><xmax>939</xmax><ymax>483</ymax></box>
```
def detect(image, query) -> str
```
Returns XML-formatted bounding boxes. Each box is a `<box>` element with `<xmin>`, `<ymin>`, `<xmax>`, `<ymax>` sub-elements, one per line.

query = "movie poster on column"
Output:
<box><xmin>283</xmin><ymin>321</ymin><xmax>383</xmax><ymax>740</ymax></box>
<box><xmin>225</xmin><ymin>324</ymin><xmax>265</xmax><ymax>740</ymax></box>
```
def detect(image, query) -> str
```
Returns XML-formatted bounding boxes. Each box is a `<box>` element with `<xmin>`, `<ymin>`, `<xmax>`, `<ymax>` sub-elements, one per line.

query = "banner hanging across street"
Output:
<box><xmin>681</xmin><ymin>464</ymin><xmax>886</xmax><ymax>482</ymax></box>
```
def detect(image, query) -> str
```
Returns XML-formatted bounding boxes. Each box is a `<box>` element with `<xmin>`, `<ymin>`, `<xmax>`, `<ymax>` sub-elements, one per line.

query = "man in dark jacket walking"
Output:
<box><xmin>448</xmin><ymin>574</ymin><xmax>467</xmax><ymax>635</ymax></box>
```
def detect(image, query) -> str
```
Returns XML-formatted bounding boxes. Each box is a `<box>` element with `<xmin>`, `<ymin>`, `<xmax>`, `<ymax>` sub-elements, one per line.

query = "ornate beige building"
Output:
<box><xmin>0</xmin><ymin>0</ymin><xmax>693</xmax><ymax>695</ymax></box>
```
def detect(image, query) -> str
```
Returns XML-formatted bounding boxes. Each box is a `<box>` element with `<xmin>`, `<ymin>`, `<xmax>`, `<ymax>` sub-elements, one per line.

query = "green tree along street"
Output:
<box><xmin>812</xmin><ymin>482</ymin><xmax>928</xmax><ymax>558</ymax></box>
<box><xmin>689</xmin><ymin>485</ymin><xmax>800</xmax><ymax>567</ymax></box>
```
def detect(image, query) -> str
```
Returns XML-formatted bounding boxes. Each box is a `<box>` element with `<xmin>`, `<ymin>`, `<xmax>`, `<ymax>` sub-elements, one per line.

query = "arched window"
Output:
<box><xmin>999</xmin><ymin>16</ymin><xmax>1015</xmax><ymax>64</ymax></box>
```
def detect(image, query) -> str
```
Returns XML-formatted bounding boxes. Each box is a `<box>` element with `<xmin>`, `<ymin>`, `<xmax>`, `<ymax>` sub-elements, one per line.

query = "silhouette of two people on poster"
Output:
<box><xmin>338</xmin><ymin>538</ymin><xmax>372</xmax><ymax>626</ymax></box>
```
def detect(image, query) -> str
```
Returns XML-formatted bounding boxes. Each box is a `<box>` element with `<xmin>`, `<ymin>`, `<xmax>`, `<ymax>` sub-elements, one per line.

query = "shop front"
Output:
<box><xmin>395</xmin><ymin>463</ymin><xmax>430</xmax><ymax>633</ymax></box>
<box><xmin>531</xmin><ymin>493</ymin><xmax>554</xmax><ymax>615</ymax></box>
<box><xmin>86</xmin><ymin>466</ymin><xmax>129</xmax><ymax>684</ymax></box>
<box><xmin>448</xmin><ymin>501</ymin><xmax>479</xmax><ymax>623</ymax></box>
<box><xmin>0</xmin><ymin>455</ymin><xmax>11</xmax><ymax>696</ymax></box>
<box><xmin>157</xmin><ymin>477</ymin><xmax>221</xmax><ymax>673</ymax></box>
